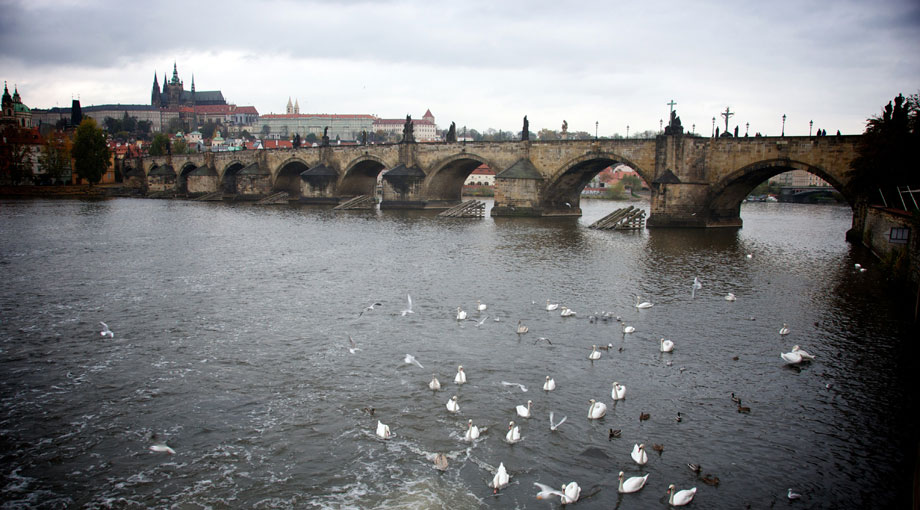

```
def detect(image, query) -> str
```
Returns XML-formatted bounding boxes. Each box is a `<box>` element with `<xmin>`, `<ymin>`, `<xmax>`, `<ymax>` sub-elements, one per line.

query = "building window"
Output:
<box><xmin>889</xmin><ymin>227</ymin><xmax>910</xmax><ymax>244</ymax></box>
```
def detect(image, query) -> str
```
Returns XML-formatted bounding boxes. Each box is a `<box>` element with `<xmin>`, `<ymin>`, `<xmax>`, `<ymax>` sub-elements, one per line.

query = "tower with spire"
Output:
<box><xmin>150</xmin><ymin>63</ymin><xmax>226</xmax><ymax>109</ymax></box>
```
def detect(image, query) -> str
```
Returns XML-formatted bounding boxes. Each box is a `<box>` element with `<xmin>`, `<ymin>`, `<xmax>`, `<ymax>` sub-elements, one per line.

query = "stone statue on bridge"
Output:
<box><xmin>664</xmin><ymin>110</ymin><xmax>683</xmax><ymax>135</ymax></box>
<box><xmin>403</xmin><ymin>115</ymin><xmax>415</xmax><ymax>143</ymax></box>
<box><xmin>446</xmin><ymin>122</ymin><xmax>456</xmax><ymax>143</ymax></box>
<box><xmin>322</xmin><ymin>127</ymin><xmax>330</xmax><ymax>146</ymax></box>
<box><xmin>362</xmin><ymin>130</ymin><xmax>368</xmax><ymax>145</ymax></box>
<box><xmin>561</xmin><ymin>120</ymin><xmax>568</xmax><ymax>140</ymax></box>
<box><xmin>522</xmin><ymin>116</ymin><xmax>529</xmax><ymax>141</ymax></box>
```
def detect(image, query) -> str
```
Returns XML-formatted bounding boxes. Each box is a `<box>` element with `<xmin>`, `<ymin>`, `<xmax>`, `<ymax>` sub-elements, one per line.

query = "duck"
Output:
<box><xmin>631</xmin><ymin>443</ymin><xmax>648</xmax><ymax>465</ymax></box>
<box><xmin>702</xmin><ymin>474</ymin><xmax>720</xmax><ymax>486</ymax></box>
<box><xmin>429</xmin><ymin>375</ymin><xmax>441</xmax><ymax>391</ymax></box>
<box><xmin>433</xmin><ymin>453</ymin><xmax>448</xmax><ymax>471</ymax></box>
<box><xmin>730</xmin><ymin>392</ymin><xmax>741</xmax><ymax>403</ymax></box>
<box><xmin>588</xmin><ymin>345</ymin><xmax>602</xmax><ymax>360</ymax></box>
<box><xmin>635</xmin><ymin>295</ymin><xmax>654</xmax><ymax>309</ymax></box>
<box><xmin>545</xmin><ymin>300</ymin><xmax>559</xmax><ymax>311</ymax></box>
<box><xmin>505</xmin><ymin>420</ymin><xmax>521</xmax><ymax>443</ymax></box>
<box><xmin>788</xmin><ymin>488</ymin><xmax>802</xmax><ymax>500</ymax></box>
<box><xmin>611</xmin><ymin>382</ymin><xmax>626</xmax><ymax>400</ymax></box>
<box><xmin>375</xmin><ymin>420</ymin><xmax>391</xmax><ymax>439</ymax></box>
<box><xmin>725</xmin><ymin>292</ymin><xmax>736</xmax><ymax>301</ymax></box>
<box><xmin>516</xmin><ymin>320</ymin><xmax>529</xmax><ymax>335</ymax></box>
<box><xmin>560</xmin><ymin>306</ymin><xmax>576</xmax><ymax>317</ymax></box>
<box><xmin>651</xmin><ymin>443</ymin><xmax>664</xmax><ymax>454</ymax></box>
<box><xmin>454</xmin><ymin>365</ymin><xmax>467</xmax><ymax>384</ymax></box>
<box><xmin>779</xmin><ymin>323</ymin><xmax>790</xmax><ymax>335</ymax></box>
<box><xmin>639</xmin><ymin>412</ymin><xmax>650</xmax><ymax>421</ymax></box>
<box><xmin>597</xmin><ymin>343</ymin><xmax>615</xmax><ymax>351</ymax></box>
<box><xmin>464</xmin><ymin>419</ymin><xmax>480</xmax><ymax>441</ymax></box>
<box><xmin>792</xmin><ymin>345</ymin><xmax>816</xmax><ymax>360</ymax></box>
<box><xmin>489</xmin><ymin>462</ymin><xmax>510</xmax><ymax>492</ymax></box>
<box><xmin>687</xmin><ymin>463</ymin><xmax>701</xmax><ymax>474</ymax></box>
<box><xmin>516</xmin><ymin>400</ymin><xmax>533</xmax><ymax>418</ymax></box>
<box><xmin>676</xmin><ymin>412</ymin><xmax>683</xmax><ymax>423</ymax></box>
<box><xmin>608</xmin><ymin>428</ymin><xmax>621</xmax><ymax>439</ymax></box>
<box><xmin>660</xmin><ymin>338</ymin><xmax>675</xmax><ymax>352</ymax></box>
<box><xmin>456</xmin><ymin>307</ymin><xmax>467</xmax><ymax>321</ymax></box>
<box><xmin>737</xmin><ymin>402</ymin><xmax>751</xmax><ymax>414</ymax></box>
<box><xmin>618</xmin><ymin>471</ymin><xmax>649</xmax><ymax>493</ymax></box>
<box><xmin>446</xmin><ymin>395</ymin><xmax>460</xmax><ymax>413</ymax></box>
<box><xmin>543</xmin><ymin>376</ymin><xmax>556</xmax><ymax>391</ymax></box>
<box><xmin>588</xmin><ymin>399</ymin><xmax>607</xmax><ymax>419</ymax></box>
<box><xmin>667</xmin><ymin>484</ymin><xmax>697</xmax><ymax>506</ymax></box>
<box><xmin>477</xmin><ymin>300</ymin><xmax>487</xmax><ymax>312</ymax></box>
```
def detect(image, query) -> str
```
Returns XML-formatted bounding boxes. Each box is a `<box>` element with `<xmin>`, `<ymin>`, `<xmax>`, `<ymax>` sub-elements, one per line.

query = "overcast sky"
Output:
<box><xmin>2</xmin><ymin>0</ymin><xmax>919</xmax><ymax>136</ymax></box>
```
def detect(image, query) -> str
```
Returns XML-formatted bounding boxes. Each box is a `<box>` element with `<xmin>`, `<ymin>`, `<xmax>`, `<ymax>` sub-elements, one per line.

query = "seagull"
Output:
<box><xmin>375</xmin><ymin>420</ymin><xmax>391</xmax><ymax>439</ymax></box>
<box><xmin>635</xmin><ymin>295</ymin><xmax>653</xmax><ymax>309</ymax></box>
<box><xmin>454</xmin><ymin>365</ymin><xmax>466</xmax><ymax>384</ymax></box>
<box><xmin>502</xmin><ymin>381</ymin><xmax>528</xmax><ymax>392</ymax></box>
<box><xmin>533</xmin><ymin>337</ymin><xmax>552</xmax><ymax>345</ymax></box>
<box><xmin>788</xmin><ymin>488</ymin><xmax>802</xmax><ymax>500</ymax></box>
<box><xmin>543</xmin><ymin>376</ymin><xmax>556</xmax><ymax>391</ymax></box>
<box><xmin>691</xmin><ymin>277</ymin><xmax>702</xmax><ymax>298</ymax></box>
<box><xmin>660</xmin><ymin>338</ymin><xmax>675</xmax><ymax>352</ymax></box>
<box><xmin>401</xmin><ymin>294</ymin><xmax>414</xmax><ymax>316</ymax></box>
<box><xmin>477</xmin><ymin>300</ymin><xmax>487</xmax><ymax>312</ymax></box>
<box><xmin>667</xmin><ymin>485</ymin><xmax>697</xmax><ymax>506</ymax></box>
<box><xmin>358</xmin><ymin>301</ymin><xmax>382</xmax><ymax>317</ymax></box>
<box><xmin>516</xmin><ymin>320</ymin><xmax>529</xmax><ymax>335</ymax></box>
<box><xmin>489</xmin><ymin>462</ymin><xmax>510</xmax><ymax>492</ymax></box>
<box><xmin>347</xmin><ymin>335</ymin><xmax>360</xmax><ymax>354</ymax></box>
<box><xmin>446</xmin><ymin>395</ymin><xmax>460</xmax><ymax>413</ymax></box>
<box><xmin>545</xmin><ymin>300</ymin><xmax>559</xmax><ymax>311</ymax></box>
<box><xmin>588</xmin><ymin>345</ymin><xmax>601</xmax><ymax>360</ymax></box>
<box><xmin>631</xmin><ymin>443</ymin><xmax>648</xmax><ymax>465</ymax></box>
<box><xmin>779</xmin><ymin>322</ymin><xmax>790</xmax><ymax>335</ymax></box>
<box><xmin>456</xmin><ymin>306</ymin><xmax>467</xmax><ymax>321</ymax></box>
<box><xmin>474</xmin><ymin>315</ymin><xmax>489</xmax><ymax>327</ymax></box>
<box><xmin>618</xmin><ymin>471</ymin><xmax>649</xmax><ymax>493</ymax></box>
<box><xmin>99</xmin><ymin>322</ymin><xmax>114</xmax><ymax>338</ymax></box>
<box><xmin>516</xmin><ymin>400</ymin><xmax>533</xmax><ymax>418</ymax></box>
<box><xmin>404</xmin><ymin>354</ymin><xmax>424</xmax><ymax>369</ymax></box>
<box><xmin>549</xmin><ymin>411</ymin><xmax>567</xmax><ymax>431</ymax></box>
<box><xmin>725</xmin><ymin>292</ymin><xmax>736</xmax><ymax>301</ymax></box>
<box><xmin>428</xmin><ymin>375</ymin><xmax>441</xmax><ymax>391</ymax></box>
<box><xmin>149</xmin><ymin>443</ymin><xmax>175</xmax><ymax>455</ymax></box>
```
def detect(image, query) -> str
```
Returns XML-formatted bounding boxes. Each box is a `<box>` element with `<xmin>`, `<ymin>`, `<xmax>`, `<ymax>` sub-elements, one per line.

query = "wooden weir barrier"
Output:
<box><xmin>588</xmin><ymin>205</ymin><xmax>646</xmax><ymax>230</ymax></box>
<box><xmin>333</xmin><ymin>195</ymin><xmax>375</xmax><ymax>210</ymax></box>
<box><xmin>256</xmin><ymin>192</ymin><xmax>290</xmax><ymax>205</ymax></box>
<box><xmin>438</xmin><ymin>200</ymin><xmax>485</xmax><ymax>218</ymax></box>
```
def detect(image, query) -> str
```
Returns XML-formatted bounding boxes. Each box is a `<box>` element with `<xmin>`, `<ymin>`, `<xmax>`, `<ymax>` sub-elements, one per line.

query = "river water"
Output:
<box><xmin>0</xmin><ymin>198</ymin><xmax>916</xmax><ymax>509</ymax></box>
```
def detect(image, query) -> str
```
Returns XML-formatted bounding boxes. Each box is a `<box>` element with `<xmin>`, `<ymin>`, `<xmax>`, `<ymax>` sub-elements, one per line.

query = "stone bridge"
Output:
<box><xmin>129</xmin><ymin>134</ymin><xmax>860</xmax><ymax>227</ymax></box>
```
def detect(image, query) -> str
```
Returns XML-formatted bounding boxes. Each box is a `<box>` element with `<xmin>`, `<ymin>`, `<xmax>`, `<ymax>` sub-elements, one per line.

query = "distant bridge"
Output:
<box><xmin>128</xmin><ymin>134</ymin><xmax>860</xmax><ymax>227</ymax></box>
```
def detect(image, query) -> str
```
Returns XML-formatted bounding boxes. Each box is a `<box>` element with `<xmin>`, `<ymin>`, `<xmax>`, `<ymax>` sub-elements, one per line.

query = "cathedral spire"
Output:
<box><xmin>191</xmin><ymin>74</ymin><xmax>195</xmax><ymax>92</ymax></box>
<box><xmin>286</xmin><ymin>97</ymin><xmax>293</xmax><ymax>114</ymax></box>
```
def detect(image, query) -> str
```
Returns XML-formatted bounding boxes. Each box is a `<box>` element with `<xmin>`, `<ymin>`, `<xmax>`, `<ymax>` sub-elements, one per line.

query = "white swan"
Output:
<box><xmin>99</xmin><ymin>321</ymin><xmax>114</xmax><ymax>338</ymax></box>
<box><xmin>545</xmin><ymin>300</ymin><xmax>559</xmax><ymax>311</ymax></box>
<box><xmin>660</xmin><ymin>338</ymin><xmax>675</xmax><ymax>352</ymax></box>
<box><xmin>477</xmin><ymin>300</ymin><xmax>487</xmax><ymax>312</ymax></box>
<box><xmin>429</xmin><ymin>375</ymin><xmax>441</xmax><ymax>390</ymax></box>
<box><xmin>667</xmin><ymin>484</ymin><xmax>697</xmax><ymax>506</ymax></box>
<box><xmin>588</xmin><ymin>345</ymin><xmax>601</xmax><ymax>360</ymax></box>
<box><xmin>635</xmin><ymin>295</ymin><xmax>653</xmax><ymax>309</ymax></box>
<box><xmin>446</xmin><ymin>395</ymin><xmax>460</xmax><ymax>413</ymax></box>
<box><xmin>781</xmin><ymin>350</ymin><xmax>804</xmax><ymax>364</ymax></box>
<box><xmin>543</xmin><ymin>376</ymin><xmax>556</xmax><ymax>391</ymax></box>
<box><xmin>618</xmin><ymin>471</ymin><xmax>648</xmax><ymax>493</ymax></box>
<box><xmin>516</xmin><ymin>320</ymin><xmax>529</xmax><ymax>335</ymax></box>
<box><xmin>454</xmin><ymin>365</ymin><xmax>466</xmax><ymax>384</ymax></box>
<box><xmin>779</xmin><ymin>322</ymin><xmax>790</xmax><ymax>335</ymax></box>
<box><xmin>792</xmin><ymin>345</ymin><xmax>816</xmax><ymax>360</ymax></box>
<box><xmin>549</xmin><ymin>411</ymin><xmax>567</xmax><ymax>430</ymax></box>
<box><xmin>456</xmin><ymin>306</ymin><xmax>467</xmax><ymax>321</ymax></box>
<box><xmin>505</xmin><ymin>421</ymin><xmax>521</xmax><ymax>443</ymax></box>
<box><xmin>376</xmin><ymin>420</ymin><xmax>391</xmax><ymax>439</ymax></box>
<box><xmin>562</xmin><ymin>482</ymin><xmax>581</xmax><ymax>503</ymax></box>
<box><xmin>623</xmin><ymin>324</ymin><xmax>636</xmax><ymax>334</ymax></box>
<box><xmin>464</xmin><ymin>419</ymin><xmax>480</xmax><ymax>441</ymax></box>
<box><xmin>588</xmin><ymin>399</ymin><xmax>607</xmax><ymax>419</ymax></box>
<box><xmin>611</xmin><ymin>382</ymin><xmax>626</xmax><ymax>400</ymax></box>
<box><xmin>725</xmin><ymin>292</ymin><xmax>736</xmax><ymax>301</ymax></box>
<box><xmin>560</xmin><ymin>306</ymin><xmax>576</xmax><ymax>317</ymax></box>
<box><xmin>631</xmin><ymin>443</ymin><xmax>648</xmax><ymax>465</ymax></box>
<box><xmin>516</xmin><ymin>400</ymin><xmax>533</xmax><ymax>418</ymax></box>
<box><xmin>490</xmin><ymin>462</ymin><xmax>510</xmax><ymax>491</ymax></box>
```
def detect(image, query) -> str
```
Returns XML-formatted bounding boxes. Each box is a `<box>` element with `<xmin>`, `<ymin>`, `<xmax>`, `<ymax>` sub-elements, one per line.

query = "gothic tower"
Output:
<box><xmin>151</xmin><ymin>73</ymin><xmax>160</xmax><ymax>107</ymax></box>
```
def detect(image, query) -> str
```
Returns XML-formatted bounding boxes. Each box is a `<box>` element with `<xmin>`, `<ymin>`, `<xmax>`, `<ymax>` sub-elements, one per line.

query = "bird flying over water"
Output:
<box><xmin>404</xmin><ymin>354</ymin><xmax>424</xmax><ymax>369</ymax></box>
<box><xmin>347</xmin><ymin>335</ymin><xmax>360</xmax><ymax>354</ymax></box>
<box><xmin>692</xmin><ymin>277</ymin><xmax>702</xmax><ymax>298</ymax></box>
<box><xmin>358</xmin><ymin>302</ymin><xmax>382</xmax><ymax>317</ymax></box>
<box><xmin>549</xmin><ymin>411</ymin><xmax>567</xmax><ymax>431</ymax></box>
<box><xmin>99</xmin><ymin>322</ymin><xmax>114</xmax><ymax>338</ymax></box>
<box><xmin>401</xmin><ymin>294</ymin><xmax>414</xmax><ymax>316</ymax></box>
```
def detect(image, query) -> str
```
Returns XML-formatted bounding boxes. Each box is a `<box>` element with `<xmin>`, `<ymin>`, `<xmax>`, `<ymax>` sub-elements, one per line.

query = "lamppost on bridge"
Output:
<box><xmin>809</xmin><ymin>120</ymin><xmax>813</xmax><ymax>136</ymax></box>
<box><xmin>626</xmin><ymin>125</ymin><xmax>629</xmax><ymax>139</ymax></box>
<box><xmin>659</xmin><ymin>119</ymin><xmax>663</xmax><ymax>134</ymax></box>
<box><xmin>595</xmin><ymin>121</ymin><xmax>598</xmax><ymax>140</ymax></box>
<box><xmin>692</xmin><ymin>123</ymin><xmax>695</xmax><ymax>136</ymax></box>
<box><xmin>782</xmin><ymin>114</ymin><xmax>786</xmax><ymax>137</ymax></box>
<box><xmin>712</xmin><ymin>117</ymin><xmax>715</xmax><ymax>137</ymax></box>
<box><xmin>745</xmin><ymin>122</ymin><xmax>749</xmax><ymax>137</ymax></box>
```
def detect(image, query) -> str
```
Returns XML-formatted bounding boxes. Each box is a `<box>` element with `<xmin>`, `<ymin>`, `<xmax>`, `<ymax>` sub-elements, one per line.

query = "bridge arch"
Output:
<box><xmin>707</xmin><ymin>158</ymin><xmax>853</xmax><ymax>224</ymax></box>
<box><xmin>543</xmin><ymin>152</ymin><xmax>652</xmax><ymax>209</ymax></box>
<box><xmin>339</xmin><ymin>155</ymin><xmax>387</xmax><ymax>196</ymax></box>
<box><xmin>177</xmin><ymin>162</ymin><xmax>198</xmax><ymax>195</ymax></box>
<box><xmin>423</xmin><ymin>152</ymin><xmax>496</xmax><ymax>202</ymax></box>
<box><xmin>274</xmin><ymin>157</ymin><xmax>310</xmax><ymax>196</ymax></box>
<box><xmin>220</xmin><ymin>160</ymin><xmax>246</xmax><ymax>194</ymax></box>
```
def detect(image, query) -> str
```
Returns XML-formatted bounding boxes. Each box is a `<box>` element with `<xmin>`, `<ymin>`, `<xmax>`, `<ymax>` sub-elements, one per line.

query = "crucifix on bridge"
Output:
<box><xmin>667</xmin><ymin>99</ymin><xmax>677</xmax><ymax>117</ymax></box>
<box><xmin>721</xmin><ymin>106</ymin><xmax>734</xmax><ymax>135</ymax></box>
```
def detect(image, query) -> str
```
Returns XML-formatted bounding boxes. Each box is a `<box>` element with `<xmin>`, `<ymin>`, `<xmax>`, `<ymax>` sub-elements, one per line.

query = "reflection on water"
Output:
<box><xmin>0</xmin><ymin>198</ymin><xmax>915</xmax><ymax>509</ymax></box>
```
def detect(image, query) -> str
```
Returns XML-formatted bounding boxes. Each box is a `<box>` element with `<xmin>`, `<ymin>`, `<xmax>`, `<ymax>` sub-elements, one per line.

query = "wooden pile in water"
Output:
<box><xmin>438</xmin><ymin>200</ymin><xmax>485</xmax><ymax>218</ymax></box>
<box><xmin>588</xmin><ymin>206</ymin><xmax>646</xmax><ymax>230</ymax></box>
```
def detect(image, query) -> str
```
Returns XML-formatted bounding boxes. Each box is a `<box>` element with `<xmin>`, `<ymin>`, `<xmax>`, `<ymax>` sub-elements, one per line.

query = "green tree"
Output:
<box><xmin>538</xmin><ymin>128</ymin><xmax>559</xmax><ymax>140</ymax></box>
<box><xmin>848</xmin><ymin>93</ymin><xmax>920</xmax><ymax>203</ymax></box>
<box><xmin>39</xmin><ymin>131</ymin><xmax>71</xmax><ymax>183</ymax></box>
<box><xmin>149</xmin><ymin>133</ymin><xmax>170</xmax><ymax>156</ymax></box>
<box><xmin>261</xmin><ymin>124</ymin><xmax>271</xmax><ymax>137</ymax></box>
<box><xmin>621</xmin><ymin>174</ymin><xmax>643</xmax><ymax>191</ymax></box>
<box><xmin>71</xmin><ymin>118</ymin><xmax>110</xmax><ymax>185</ymax></box>
<box><xmin>172</xmin><ymin>138</ymin><xmax>190</xmax><ymax>154</ymax></box>
<box><xmin>0</xmin><ymin>132</ymin><xmax>31</xmax><ymax>185</ymax></box>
